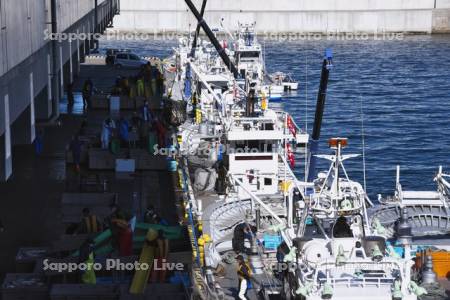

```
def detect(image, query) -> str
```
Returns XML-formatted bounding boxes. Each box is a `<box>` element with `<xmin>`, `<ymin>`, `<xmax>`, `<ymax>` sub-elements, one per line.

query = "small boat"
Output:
<box><xmin>271</xmin><ymin>72</ymin><xmax>299</xmax><ymax>91</ymax></box>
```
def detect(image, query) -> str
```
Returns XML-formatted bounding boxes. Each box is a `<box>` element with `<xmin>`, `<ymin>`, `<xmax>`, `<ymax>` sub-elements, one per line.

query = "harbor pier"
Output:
<box><xmin>0</xmin><ymin>0</ymin><xmax>119</xmax><ymax>182</ymax></box>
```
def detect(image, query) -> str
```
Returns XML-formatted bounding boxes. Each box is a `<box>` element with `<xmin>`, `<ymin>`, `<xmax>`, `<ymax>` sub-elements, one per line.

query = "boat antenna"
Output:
<box><xmin>263</xmin><ymin>39</ymin><xmax>266</xmax><ymax>73</ymax></box>
<box><xmin>304</xmin><ymin>54</ymin><xmax>308</xmax><ymax>180</ymax></box>
<box><xmin>220</xmin><ymin>17</ymin><xmax>234</xmax><ymax>41</ymax></box>
<box><xmin>360</xmin><ymin>94</ymin><xmax>367</xmax><ymax>192</ymax></box>
<box><xmin>305</xmin><ymin>54</ymin><xmax>308</xmax><ymax>132</ymax></box>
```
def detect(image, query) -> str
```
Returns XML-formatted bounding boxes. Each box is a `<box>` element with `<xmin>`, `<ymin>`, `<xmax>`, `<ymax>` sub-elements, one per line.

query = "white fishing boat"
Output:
<box><xmin>369</xmin><ymin>166</ymin><xmax>450</xmax><ymax>248</ymax></box>
<box><xmin>271</xmin><ymin>72</ymin><xmax>299</xmax><ymax>91</ymax></box>
<box><xmin>165</xmin><ymin>1</ymin><xmax>426</xmax><ymax>299</ymax></box>
<box><xmin>289</xmin><ymin>138</ymin><xmax>422</xmax><ymax>300</ymax></box>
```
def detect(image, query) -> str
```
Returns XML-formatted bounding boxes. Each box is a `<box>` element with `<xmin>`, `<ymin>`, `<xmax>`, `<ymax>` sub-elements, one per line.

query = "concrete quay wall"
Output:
<box><xmin>112</xmin><ymin>0</ymin><xmax>450</xmax><ymax>34</ymax></box>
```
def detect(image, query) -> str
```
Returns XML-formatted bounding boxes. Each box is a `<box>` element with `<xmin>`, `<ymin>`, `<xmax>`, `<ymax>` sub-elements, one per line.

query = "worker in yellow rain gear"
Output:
<box><xmin>137</xmin><ymin>77</ymin><xmax>145</xmax><ymax>97</ymax></box>
<box><xmin>236</xmin><ymin>255</ymin><xmax>252</xmax><ymax>300</ymax></box>
<box><xmin>79</xmin><ymin>238</ymin><xmax>96</xmax><ymax>284</ymax></box>
<box><xmin>78</xmin><ymin>208</ymin><xmax>102</xmax><ymax>234</ymax></box>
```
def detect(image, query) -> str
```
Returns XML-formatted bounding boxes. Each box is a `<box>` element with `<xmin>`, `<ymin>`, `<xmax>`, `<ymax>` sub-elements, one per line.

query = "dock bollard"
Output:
<box><xmin>102</xmin><ymin>179</ymin><xmax>108</xmax><ymax>192</ymax></box>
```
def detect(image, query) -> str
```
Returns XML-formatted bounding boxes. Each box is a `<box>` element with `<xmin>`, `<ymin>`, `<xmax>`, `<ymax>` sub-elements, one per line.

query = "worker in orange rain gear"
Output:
<box><xmin>78</xmin><ymin>208</ymin><xmax>103</xmax><ymax>234</ymax></box>
<box><xmin>150</xmin><ymin>229</ymin><xmax>169</xmax><ymax>283</ymax></box>
<box><xmin>236</xmin><ymin>255</ymin><xmax>252</xmax><ymax>300</ymax></box>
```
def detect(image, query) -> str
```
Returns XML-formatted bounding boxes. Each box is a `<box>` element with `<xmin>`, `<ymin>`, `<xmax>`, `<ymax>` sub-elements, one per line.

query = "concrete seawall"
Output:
<box><xmin>112</xmin><ymin>0</ymin><xmax>450</xmax><ymax>34</ymax></box>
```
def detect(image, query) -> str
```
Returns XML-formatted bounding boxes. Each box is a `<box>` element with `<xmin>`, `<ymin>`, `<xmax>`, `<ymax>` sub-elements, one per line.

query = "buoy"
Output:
<box><xmin>202</xmin><ymin>234</ymin><xmax>211</xmax><ymax>243</ymax></box>
<box><xmin>261</xmin><ymin>93</ymin><xmax>268</xmax><ymax>110</ymax></box>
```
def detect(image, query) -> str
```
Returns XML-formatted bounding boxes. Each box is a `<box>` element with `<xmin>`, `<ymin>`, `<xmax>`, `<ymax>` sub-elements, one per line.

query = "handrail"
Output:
<box><xmin>275</xmin><ymin>111</ymin><xmax>305</xmax><ymax>135</ymax></box>
<box><xmin>278</xmin><ymin>149</ymin><xmax>306</xmax><ymax>200</ymax></box>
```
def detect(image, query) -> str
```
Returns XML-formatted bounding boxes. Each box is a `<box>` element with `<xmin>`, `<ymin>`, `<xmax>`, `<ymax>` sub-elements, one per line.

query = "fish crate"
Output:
<box><xmin>263</xmin><ymin>234</ymin><xmax>282</xmax><ymax>250</ymax></box>
<box><xmin>88</xmin><ymin>148</ymin><xmax>117</xmax><ymax>170</ymax></box>
<box><xmin>91</xmin><ymin>94</ymin><xmax>109</xmax><ymax>110</ymax></box>
<box><xmin>15</xmin><ymin>247</ymin><xmax>49</xmax><ymax>273</ymax></box>
<box><xmin>135</xmin><ymin>96</ymin><xmax>146</xmax><ymax>109</ymax></box>
<box><xmin>120</xmin><ymin>96</ymin><xmax>135</xmax><ymax>110</ymax></box>
<box><xmin>1</xmin><ymin>273</ymin><xmax>49</xmax><ymax>300</ymax></box>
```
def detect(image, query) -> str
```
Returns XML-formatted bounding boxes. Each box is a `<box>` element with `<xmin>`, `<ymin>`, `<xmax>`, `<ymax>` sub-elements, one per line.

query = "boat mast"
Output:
<box><xmin>189</xmin><ymin>0</ymin><xmax>207</xmax><ymax>58</ymax></box>
<box><xmin>307</xmin><ymin>48</ymin><xmax>333</xmax><ymax>182</ymax></box>
<box><xmin>184</xmin><ymin>0</ymin><xmax>239</xmax><ymax>78</ymax></box>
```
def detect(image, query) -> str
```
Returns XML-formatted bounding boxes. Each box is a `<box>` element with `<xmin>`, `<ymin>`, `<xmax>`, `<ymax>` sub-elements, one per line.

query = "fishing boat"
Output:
<box><xmin>369</xmin><ymin>166</ymin><xmax>450</xmax><ymax>248</ymax></box>
<box><xmin>288</xmin><ymin>138</ymin><xmax>422</xmax><ymax>300</ymax></box>
<box><xmin>164</xmin><ymin>1</ymin><xmax>427</xmax><ymax>299</ymax></box>
<box><xmin>271</xmin><ymin>72</ymin><xmax>299</xmax><ymax>91</ymax></box>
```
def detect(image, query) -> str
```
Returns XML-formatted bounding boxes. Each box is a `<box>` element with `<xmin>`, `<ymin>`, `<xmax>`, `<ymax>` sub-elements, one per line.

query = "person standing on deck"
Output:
<box><xmin>34</xmin><ymin>128</ymin><xmax>44</xmax><ymax>156</ymax></box>
<box><xmin>136</xmin><ymin>77</ymin><xmax>145</xmax><ymax>97</ymax></box>
<box><xmin>67</xmin><ymin>82</ymin><xmax>74</xmax><ymax>107</ymax></box>
<box><xmin>236</xmin><ymin>255</ymin><xmax>252</xmax><ymax>300</ymax></box>
<box><xmin>151</xmin><ymin>229</ymin><xmax>169</xmax><ymax>283</ymax></box>
<box><xmin>70</xmin><ymin>135</ymin><xmax>82</xmax><ymax>172</ymax></box>
<box><xmin>153</xmin><ymin>117</ymin><xmax>166</xmax><ymax>148</ymax></box>
<box><xmin>78</xmin><ymin>238</ymin><xmax>96</xmax><ymax>284</ymax></box>
<box><xmin>104</xmin><ymin>204</ymin><xmax>120</xmax><ymax>253</ymax></box>
<box><xmin>82</xmin><ymin>78</ymin><xmax>93</xmax><ymax>108</ymax></box>
<box><xmin>101</xmin><ymin>118</ymin><xmax>115</xmax><ymax>150</ymax></box>
<box><xmin>111</xmin><ymin>211</ymin><xmax>132</xmax><ymax>256</ymax></box>
<box><xmin>77</xmin><ymin>208</ymin><xmax>102</xmax><ymax>234</ymax></box>
<box><xmin>118</xmin><ymin>117</ymin><xmax>130</xmax><ymax>147</ymax></box>
<box><xmin>101</xmin><ymin>120</ymin><xmax>110</xmax><ymax>150</ymax></box>
<box><xmin>140</xmin><ymin>100</ymin><xmax>152</xmax><ymax>123</ymax></box>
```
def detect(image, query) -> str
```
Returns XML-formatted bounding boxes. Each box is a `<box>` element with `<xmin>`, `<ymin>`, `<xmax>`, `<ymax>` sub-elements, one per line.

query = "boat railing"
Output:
<box><xmin>278</xmin><ymin>148</ymin><xmax>310</xmax><ymax>199</ymax></box>
<box><xmin>317</xmin><ymin>276</ymin><xmax>396</xmax><ymax>288</ymax></box>
<box><xmin>435</xmin><ymin>167</ymin><xmax>450</xmax><ymax>207</ymax></box>
<box><xmin>275</xmin><ymin>111</ymin><xmax>305</xmax><ymax>135</ymax></box>
<box><xmin>314</xmin><ymin>259</ymin><xmax>404</xmax><ymax>285</ymax></box>
<box><xmin>229</xmin><ymin>116</ymin><xmax>281</xmax><ymax>131</ymax></box>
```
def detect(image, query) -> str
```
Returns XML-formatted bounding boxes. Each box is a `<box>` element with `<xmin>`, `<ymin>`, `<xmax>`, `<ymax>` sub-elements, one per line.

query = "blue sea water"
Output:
<box><xmin>99</xmin><ymin>35</ymin><xmax>450</xmax><ymax>200</ymax></box>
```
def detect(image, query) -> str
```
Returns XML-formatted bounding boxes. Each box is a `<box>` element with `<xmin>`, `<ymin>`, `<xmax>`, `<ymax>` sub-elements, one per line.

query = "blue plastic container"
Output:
<box><xmin>263</xmin><ymin>234</ymin><xmax>282</xmax><ymax>250</ymax></box>
<box><xmin>167</xmin><ymin>159</ymin><xmax>177</xmax><ymax>171</ymax></box>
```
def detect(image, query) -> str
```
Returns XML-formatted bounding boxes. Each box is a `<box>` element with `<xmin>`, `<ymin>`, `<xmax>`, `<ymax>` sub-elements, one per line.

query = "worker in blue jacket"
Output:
<box><xmin>118</xmin><ymin>117</ymin><xmax>130</xmax><ymax>147</ymax></box>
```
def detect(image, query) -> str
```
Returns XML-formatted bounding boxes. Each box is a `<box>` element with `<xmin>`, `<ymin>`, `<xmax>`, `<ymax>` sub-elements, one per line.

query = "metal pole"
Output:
<box><xmin>190</xmin><ymin>0</ymin><xmax>207</xmax><ymax>57</ymax></box>
<box><xmin>50</xmin><ymin>0</ymin><xmax>59</xmax><ymax>118</ymax></box>
<box><xmin>307</xmin><ymin>48</ymin><xmax>333</xmax><ymax>182</ymax></box>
